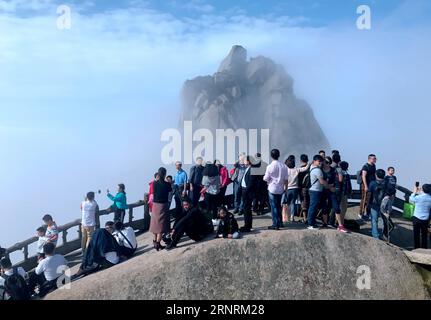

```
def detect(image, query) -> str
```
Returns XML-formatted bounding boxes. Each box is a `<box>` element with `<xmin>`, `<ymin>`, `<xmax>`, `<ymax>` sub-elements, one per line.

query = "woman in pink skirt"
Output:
<box><xmin>150</xmin><ymin>167</ymin><xmax>172</xmax><ymax>251</ymax></box>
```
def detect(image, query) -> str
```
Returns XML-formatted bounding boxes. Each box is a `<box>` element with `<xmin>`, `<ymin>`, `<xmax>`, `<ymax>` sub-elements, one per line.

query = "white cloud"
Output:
<box><xmin>0</xmin><ymin>0</ymin><xmax>53</xmax><ymax>12</ymax></box>
<box><xmin>170</xmin><ymin>0</ymin><xmax>215</xmax><ymax>13</ymax></box>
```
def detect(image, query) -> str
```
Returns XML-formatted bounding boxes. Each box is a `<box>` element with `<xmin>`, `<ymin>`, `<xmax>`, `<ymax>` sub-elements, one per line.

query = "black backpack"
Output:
<box><xmin>372</xmin><ymin>181</ymin><xmax>387</xmax><ymax>208</ymax></box>
<box><xmin>302</xmin><ymin>167</ymin><xmax>319</xmax><ymax>189</ymax></box>
<box><xmin>1</xmin><ymin>268</ymin><xmax>31</xmax><ymax>300</ymax></box>
<box><xmin>342</xmin><ymin>172</ymin><xmax>353</xmax><ymax>196</ymax></box>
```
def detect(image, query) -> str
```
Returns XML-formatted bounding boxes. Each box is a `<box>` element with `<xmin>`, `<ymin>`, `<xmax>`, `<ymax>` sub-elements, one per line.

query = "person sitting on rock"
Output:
<box><xmin>216</xmin><ymin>206</ymin><xmax>240</xmax><ymax>239</ymax></box>
<box><xmin>166</xmin><ymin>197</ymin><xmax>213</xmax><ymax>250</ymax></box>
<box><xmin>29</xmin><ymin>242</ymin><xmax>68</xmax><ymax>298</ymax></box>
<box><xmin>74</xmin><ymin>222</ymin><xmax>121</xmax><ymax>279</ymax></box>
<box><xmin>113</xmin><ymin>221</ymin><xmax>137</xmax><ymax>259</ymax></box>
<box><xmin>0</xmin><ymin>257</ymin><xmax>30</xmax><ymax>300</ymax></box>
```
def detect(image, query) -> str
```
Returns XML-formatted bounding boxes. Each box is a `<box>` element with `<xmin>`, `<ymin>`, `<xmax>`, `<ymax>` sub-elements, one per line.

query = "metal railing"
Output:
<box><xmin>4</xmin><ymin>196</ymin><xmax>150</xmax><ymax>271</ymax></box>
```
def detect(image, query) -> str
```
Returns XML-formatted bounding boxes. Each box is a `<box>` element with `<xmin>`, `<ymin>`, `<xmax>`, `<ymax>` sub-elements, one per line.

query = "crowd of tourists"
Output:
<box><xmin>1</xmin><ymin>148</ymin><xmax>430</xmax><ymax>300</ymax></box>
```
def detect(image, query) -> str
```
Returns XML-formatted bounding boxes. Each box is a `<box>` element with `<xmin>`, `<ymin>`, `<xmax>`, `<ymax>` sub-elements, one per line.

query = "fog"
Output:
<box><xmin>0</xmin><ymin>0</ymin><xmax>430</xmax><ymax>250</ymax></box>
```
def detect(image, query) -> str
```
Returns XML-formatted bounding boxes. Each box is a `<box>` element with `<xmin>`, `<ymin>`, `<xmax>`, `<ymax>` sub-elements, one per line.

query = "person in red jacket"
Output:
<box><xmin>148</xmin><ymin>172</ymin><xmax>160</xmax><ymax>213</ymax></box>
<box><xmin>215</xmin><ymin>160</ymin><xmax>230</xmax><ymax>207</ymax></box>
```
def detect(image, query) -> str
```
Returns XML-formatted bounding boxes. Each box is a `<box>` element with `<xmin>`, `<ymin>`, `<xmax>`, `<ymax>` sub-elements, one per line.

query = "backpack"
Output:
<box><xmin>342</xmin><ymin>172</ymin><xmax>353</xmax><ymax>196</ymax></box>
<box><xmin>302</xmin><ymin>167</ymin><xmax>319</xmax><ymax>189</ymax></box>
<box><xmin>372</xmin><ymin>181</ymin><xmax>387</xmax><ymax>209</ymax></box>
<box><xmin>1</xmin><ymin>268</ymin><xmax>31</xmax><ymax>300</ymax></box>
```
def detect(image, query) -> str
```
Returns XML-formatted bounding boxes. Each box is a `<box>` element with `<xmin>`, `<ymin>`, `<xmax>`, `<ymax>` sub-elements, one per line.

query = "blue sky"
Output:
<box><xmin>0</xmin><ymin>0</ymin><xmax>430</xmax><ymax>251</ymax></box>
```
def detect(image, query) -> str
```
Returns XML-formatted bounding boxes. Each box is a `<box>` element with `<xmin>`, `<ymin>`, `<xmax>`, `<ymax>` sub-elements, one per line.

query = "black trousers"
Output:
<box><xmin>171</xmin><ymin>215</ymin><xmax>205</xmax><ymax>247</ymax></box>
<box><xmin>114</xmin><ymin>209</ymin><xmax>125</xmax><ymax>223</ymax></box>
<box><xmin>190</xmin><ymin>184</ymin><xmax>202</xmax><ymax>207</ymax></box>
<box><xmin>242</xmin><ymin>187</ymin><xmax>254</xmax><ymax>230</ymax></box>
<box><xmin>119</xmin><ymin>246</ymin><xmax>136</xmax><ymax>258</ymax></box>
<box><xmin>413</xmin><ymin>216</ymin><xmax>429</xmax><ymax>249</ymax></box>
<box><xmin>174</xmin><ymin>185</ymin><xmax>185</xmax><ymax>220</ymax></box>
<box><xmin>253</xmin><ymin>181</ymin><xmax>267</xmax><ymax>213</ymax></box>
<box><xmin>218</xmin><ymin>186</ymin><xmax>227</xmax><ymax>207</ymax></box>
<box><xmin>28</xmin><ymin>272</ymin><xmax>59</xmax><ymax>297</ymax></box>
<box><xmin>205</xmin><ymin>193</ymin><xmax>219</xmax><ymax>219</ymax></box>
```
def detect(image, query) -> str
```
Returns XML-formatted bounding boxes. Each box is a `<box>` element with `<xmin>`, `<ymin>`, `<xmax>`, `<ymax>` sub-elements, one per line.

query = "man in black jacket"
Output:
<box><xmin>166</xmin><ymin>198</ymin><xmax>213</xmax><ymax>250</ymax></box>
<box><xmin>239</xmin><ymin>155</ymin><xmax>260</xmax><ymax>232</ymax></box>
<box><xmin>252</xmin><ymin>153</ymin><xmax>268</xmax><ymax>215</ymax></box>
<box><xmin>188</xmin><ymin>157</ymin><xmax>204</xmax><ymax>207</ymax></box>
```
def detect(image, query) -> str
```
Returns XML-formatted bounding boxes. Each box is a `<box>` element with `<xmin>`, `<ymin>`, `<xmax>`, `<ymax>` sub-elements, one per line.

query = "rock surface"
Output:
<box><xmin>179</xmin><ymin>45</ymin><xmax>330</xmax><ymax>159</ymax></box>
<box><xmin>47</xmin><ymin>226</ymin><xmax>429</xmax><ymax>300</ymax></box>
<box><xmin>404</xmin><ymin>249</ymin><xmax>431</xmax><ymax>266</ymax></box>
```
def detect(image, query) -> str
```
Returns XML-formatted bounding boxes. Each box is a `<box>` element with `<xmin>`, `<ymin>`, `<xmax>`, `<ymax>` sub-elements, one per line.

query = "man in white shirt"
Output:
<box><xmin>0</xmin><ymin>257</ymin><xmax>29</xmax><ymax>300</ymax></box>
<box><xmin>113</xmin><ymin>221</ymin><xmax>137</xmax><ymax>258</ymax></box>
<box><xmin>81</xmin><ymin>191</ymin><xmax>99</xmax><ymax>253</ymax></box>
<box><xmin>29</xmin><ymin>242</ymin><xmax>68</xmax><ymax>297</ymax></box>
<box><xmin>263</xmin><ymin>149</ymin><xmax>289</xmax><ymax>230</ymax></box>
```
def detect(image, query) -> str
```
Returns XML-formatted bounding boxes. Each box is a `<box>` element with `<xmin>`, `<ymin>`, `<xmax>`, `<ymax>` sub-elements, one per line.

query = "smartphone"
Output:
<box><xmin>415</xmin><ymin>182</ymin><xmax>420</xmax><ymax>188</ymax></box>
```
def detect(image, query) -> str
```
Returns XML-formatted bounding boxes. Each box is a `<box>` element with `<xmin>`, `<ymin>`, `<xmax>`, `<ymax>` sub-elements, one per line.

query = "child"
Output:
<box><xmin>216</xmin><ymin>206</ymin><xmax>240</xmax><ymax>239</ymax></box>
<box><xmin>42</xmin><ymin>214</ymin><xmax>59</xmax><ymax>246</ymax></box>
<box><xmin>36</xmin><ymin>226</ymin><xmax>47</xmax><ymax>259</ymax></box>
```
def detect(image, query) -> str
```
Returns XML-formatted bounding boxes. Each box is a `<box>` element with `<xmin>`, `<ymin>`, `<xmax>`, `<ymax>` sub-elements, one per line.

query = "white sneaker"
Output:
<box><xmin>307</xmin><ymin>226</ymin><xmax>318</xmax><ymax>230</ymax></box>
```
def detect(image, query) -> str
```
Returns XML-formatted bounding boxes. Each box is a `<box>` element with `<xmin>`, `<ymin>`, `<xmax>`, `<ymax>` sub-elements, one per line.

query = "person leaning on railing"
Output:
<box><xmin>107</xmin><ymin>184</ymin><xmax>128</xmax><ymax>223</ymax></box>
<box><xmin>409</xmin><ymin>183</ymin><xmax>431</xmax><ymax>249</ymax></box>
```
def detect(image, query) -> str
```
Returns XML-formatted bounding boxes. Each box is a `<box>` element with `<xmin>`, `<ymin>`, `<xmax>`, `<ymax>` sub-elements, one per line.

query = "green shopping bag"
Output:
<box><xmin>403</xmin><ymin>202</ymin><xmax>415</xmax><ymax>220</ymax></box>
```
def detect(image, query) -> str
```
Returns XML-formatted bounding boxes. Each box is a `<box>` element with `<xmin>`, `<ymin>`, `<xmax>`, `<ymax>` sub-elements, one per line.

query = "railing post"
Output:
<box><xmin>62</xmin><ymin>229</ymin><xmax>68</xmax><ymax>245</ymax></box>
<box><xmin>23</xmin><ymin>245</ymin><xmax>28</xmax><ymax>261</ymax></box>
<box><xmin>78</xmin><ymin>224</ymin><xmax>83</xmax><ymax>241</ymax></box>
<box><xmin>129</xmin><ymin>207</ymin><xmax>134</xmax><ymax>223</ymax></box>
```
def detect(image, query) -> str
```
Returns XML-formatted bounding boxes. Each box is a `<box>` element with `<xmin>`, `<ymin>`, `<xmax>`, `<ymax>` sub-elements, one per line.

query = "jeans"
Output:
<box><xmin>233</xmin><ymin>181</ymin><xmax>244</xmax><ymax>210</ymax></box>
<box><xmin>413</xmin><ymin>216</ymin><xmax>429</xmax><ymax>249</ymax></box>
<box><xmin>370</xmin><ymin>208</ymin><xmax>381</xmax><ymax>239</ymax></box>
<box><xmin>322</xmin><ymin>191</ymin><xmax>340</xmax><ymax>226</ymax></box>
<box><xmin>284</xmin><ymin>189</ymin><xmax>299</xmax><ymax>217</ymax></box>
<box><xmin>268</xmin><ymin>192</ymin><xmax>283</xmax><ymax>228</ymax></box>
<box><xmin>307</xmin><ymin>191</ymin><xmax>322</xmax><ymax>227</ymax></box>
